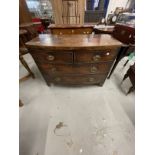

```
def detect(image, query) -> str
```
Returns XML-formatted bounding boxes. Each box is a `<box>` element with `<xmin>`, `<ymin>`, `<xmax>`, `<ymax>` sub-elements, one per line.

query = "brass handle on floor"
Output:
<box><xmin>89</xmin><ymin>77</ymin><xmax>95</xmax><ymax>82</ymax></box>
<box><xmin>90</xmin><ymin>66</ymin><xmax>98</xmax><ymax>73</ymax></box>
<box><xmin>47</xmin><ymin>55</ymin><xmax>55</xmax><ymax>61</ymax></box>
<box><xmin>55</xmin><ymin>77</ymin><xmax>61</xmax><ymax>82</ymax></box>
<box><xmin>93</xmin><ymin>55</ymin><xmax>101</xmax><ymax>62</ymax></box>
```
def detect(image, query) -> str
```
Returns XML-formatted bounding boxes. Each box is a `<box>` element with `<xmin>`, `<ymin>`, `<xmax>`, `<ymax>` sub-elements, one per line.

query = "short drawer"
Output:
<box><xmin>50</xmin><ymin>74</ymin><xmax>106</xmax><ymax>85</ymax></box>
<box><xmin>31</xmin><ymin>52</ymin><xmax>73</xmax><ymax>64</ymax></box>
<box><xmin>74</xmin><ymin>49</ymin><xmax>118</xmax><ymax>63</ymax></box>
<box><xmin>39</xmin><ymin>62</ymin><xmax>112</xmax><ymax>75</ymax></box>
<box><xmin>73</xmin><ymin>28</ymin><xmax>93</xmax><ymax>34</ymax></box>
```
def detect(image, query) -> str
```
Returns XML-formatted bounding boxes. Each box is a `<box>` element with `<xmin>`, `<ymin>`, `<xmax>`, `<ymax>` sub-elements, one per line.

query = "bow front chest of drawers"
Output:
<box><xmin>26</xmin><ymin>34</ymin><xmax>122</xmax><ymax>86</ymax></box>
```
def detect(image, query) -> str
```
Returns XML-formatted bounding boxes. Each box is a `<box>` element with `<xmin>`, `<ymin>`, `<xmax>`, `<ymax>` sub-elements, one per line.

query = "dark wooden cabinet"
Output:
<box><xmin>26</xmin><ymin>34</ymin><xmax>122</xmax><ymax>86</ymax></box>
<box><xmin>112</xmin><ymin>23</ymin><xmax>135</xmax><ymax>44</ymax></box>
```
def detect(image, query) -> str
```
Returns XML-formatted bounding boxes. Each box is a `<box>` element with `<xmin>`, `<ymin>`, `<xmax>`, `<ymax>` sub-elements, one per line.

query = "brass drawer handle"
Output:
<box><xmin>51</xmin><ymin>67</ymin><xmax>56</xmax><ymax>72</ymax></box>
<box><xmin>106</xmin><ymin>52</ymin><xmax>110</xmax><ymax>56</ymax></box>
<box><xmin>55</xmin><ymin>77</ymin><xmax>61</xmax><ymax>82</ymax></box>
<box><xmin>47</xmin><ymin>55</ymin><xmax>55</xmax><ymax>61</ymax></box>
<box><xmin>71</xmin><ymin>30</ymin><xmax>74</xmax><ymax>33</ymax></box>
<box><xmin>90</xmin><ymin>66</ymin><xmax>98</xmax><ymax>73</ymax></box>
<box><xmin>89</xmin><ymin>77</ymin><xmax>95</xmax><ymax>82</ymax></box>
<box><xmin>83</xmin><ymin>31</ymin><xmax>86</xmax><ymax>34</ymax></box>
<box><xmin>121</xmin><ymin>30</ymin><xmax>125</xmax><ymax>35</ymax></box>
<box><xmin>93</xmin><ymin>55</ymin><xmax>101</xmax><ymax>62</ymax></box>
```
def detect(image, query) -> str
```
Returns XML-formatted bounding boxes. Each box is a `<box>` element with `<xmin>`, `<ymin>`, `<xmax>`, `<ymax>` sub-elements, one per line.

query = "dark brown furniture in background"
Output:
<box><xmin>20</xmin><ymin>23</ymin><xmax>38</xmax><ymax>39</ymax></box>
<box><xmin>19</xmin><ymin>29</ymin><xmax>35</xmax><ymax>81</ymax></box>
<box><xmin>48</xmin><ymin>24</ymin><xmax>94</xmax><ymax>35</ymax></box>
<box><xmin>26</xmin><ymin>34</ymin><xmax>122</xmax><ymax>86</ymax></box>
<box><xmin>19</xmin><ymin>29</ymin><xmax>36</xmax><ymax>107</ymax></box>
<box><xmin>107</xmin><ymin>23</ymin><xmax>135</xmax><ymax>79</ymax></box>
<box><xmin>112</xmin><ymin>24</ymin><xmax>135</xmax><ymax>45</ymax></box>
<box><xmin>41</xmin><ymin>17</ymin><xmax>51</xmax><ymax>30</ymax></box>
<box><xmin>122</xmin><ymin>64</ymin><xmax>135</xmax><ymax>94</ymax></box>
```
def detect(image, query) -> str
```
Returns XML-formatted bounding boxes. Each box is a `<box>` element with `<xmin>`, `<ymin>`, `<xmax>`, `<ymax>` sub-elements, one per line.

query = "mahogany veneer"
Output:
<box><xmin>26</xmin><ymin>34</ymin><xmax>122</xmax><ymax>86</ymax></box>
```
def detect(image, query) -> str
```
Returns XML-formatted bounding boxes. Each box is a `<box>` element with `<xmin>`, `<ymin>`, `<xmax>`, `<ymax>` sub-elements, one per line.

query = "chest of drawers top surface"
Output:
<box><xmin>26</xmin><ymin>34</ymin><xmax>122</xmax><ymax>51</ymax></box>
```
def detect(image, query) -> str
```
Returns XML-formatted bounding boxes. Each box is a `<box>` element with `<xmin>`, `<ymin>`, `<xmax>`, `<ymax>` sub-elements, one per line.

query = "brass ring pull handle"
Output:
<box><xmin>90</xmin><ymin>66</ymin><xmax>98</xmax><ymax>73</ymax></box>
<box><xmin>55</xmin><ymin>77</ymin><xmax>61</xmax><ymax>82</ymax></box>
<box><xmin>121</xmin><ymin>30</ymin><xmax>126</xmax><ymax>35</ymax></box>
<box><xmin>105</xmin><ymin>52</ymin><xmax>110</xmax><ymax>56</ymax></box>
<box><xmin>89</xmin><ymin>77</ymin><xmax>95</xmax><ymax>82</ymax></box>
<box><xmin>47</xmin><ymin>55</ymin><xmax>55</xmax><ymax>61</ymax></box>
<box><xmin>51</xmin><ymin>67</ymin><xmax>56</xmax><ymax>72</ymax></box>
<box><xmin>93</xmin><ymin>55</ymin><xmax>101</xmax><ymax>62</ymax></box>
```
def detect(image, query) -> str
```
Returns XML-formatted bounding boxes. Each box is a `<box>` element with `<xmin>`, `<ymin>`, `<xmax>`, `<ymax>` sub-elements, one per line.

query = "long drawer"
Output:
<box><xmin>50</xmin><ymin>28</ymin><xmax>93</xmax><ymax>35</ymax></box>
<box><xmin>49</xmin><ymin>74</ymin><xmax>106</xmax><ymax>85</ymax></box>
<box><xmin>74</xmin><ymin>49</ymin><xmax>118</xmax><ymax>63</ymax></box>
<box><xmin>39</xmin><ymin>62</ymin><xmax>113</xmax><ymax>75</ymax></box>
<box><xmin>31</xmin><ymin>51</ymin><xmax>73</xmax><ymax>64</ymax></box>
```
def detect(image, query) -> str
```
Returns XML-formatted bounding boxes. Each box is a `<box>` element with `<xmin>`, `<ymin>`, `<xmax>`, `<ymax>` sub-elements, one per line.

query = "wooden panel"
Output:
<box><xmin>50</xmin><ymin>0</ymin><xmax>85</xmax><ymax>24</ymax></box>
<box><xmin>49</xmin><ymin>74</ymin><xmax>106</xmax><ymax>85</ymax></box>
<box><xmin>31</xmin><ymin>52</ymin><xmax>73</xmax><ymax>64</ymax></box>
<box><xmin>50</xmin><ymin>0</ymin><xmax>63</xmax><ymax>24</ymax></box>
<box><xmin>39</xmin><ymin>62</ymin><xmax>113</xmax><ymax>75</ymax></box>
<box><xmin>74</xmin><ymin>49</ymin><xmax>118</xmax><ymax>63</ymax></box>
<box><xmin>19</xmin><ymin>0</ymin><xmax>32</xmax><ymax>24</ymax></box>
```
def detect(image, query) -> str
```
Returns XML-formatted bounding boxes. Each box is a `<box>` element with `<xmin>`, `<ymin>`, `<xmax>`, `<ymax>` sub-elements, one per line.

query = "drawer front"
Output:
<box><xmin>51</xmin><ymin>29</ymin><xmax>72</xmax><ymax>35</ymax></box>
<box><xmin>74</xmin><ymin>49</ymin><xmax>118</xmax><ymax>63</ymax></box>
<box><xmin>51</xmin><ymin>28</ymin><xmax>93</xmax><ymax>35</ymax></box>
<box><xmin>39</xmin><ymin>62</ymin><xmax>112</xmax><ymax>75</ymax></box>
<box><xmin>31</xmin><ymin>52</ymin><xmax>73</xmax><ymax>64</ymax></box>
<box><xmin>74</xmin><ymin>28</ymin><xmax>93</xmax><ymax>34</ymax></box>
<box><xmin>50</xmin><ymin>75</ymin><xmax>106</xmax><ymax>85</ymax></box>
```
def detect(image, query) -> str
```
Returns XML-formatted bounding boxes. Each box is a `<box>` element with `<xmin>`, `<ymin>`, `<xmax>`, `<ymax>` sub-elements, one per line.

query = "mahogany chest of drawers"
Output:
<box><xmin>26</xmin><ymin>34</ymin><xmax>122</xmax><ymax>86</ymax></box>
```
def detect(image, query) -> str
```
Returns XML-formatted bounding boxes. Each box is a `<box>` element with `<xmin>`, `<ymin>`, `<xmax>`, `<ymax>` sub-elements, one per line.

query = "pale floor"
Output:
<box><xmin>19</xmin><ymin>54</ymin><xmax>135</xmax><ymax>155</ymax></box>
